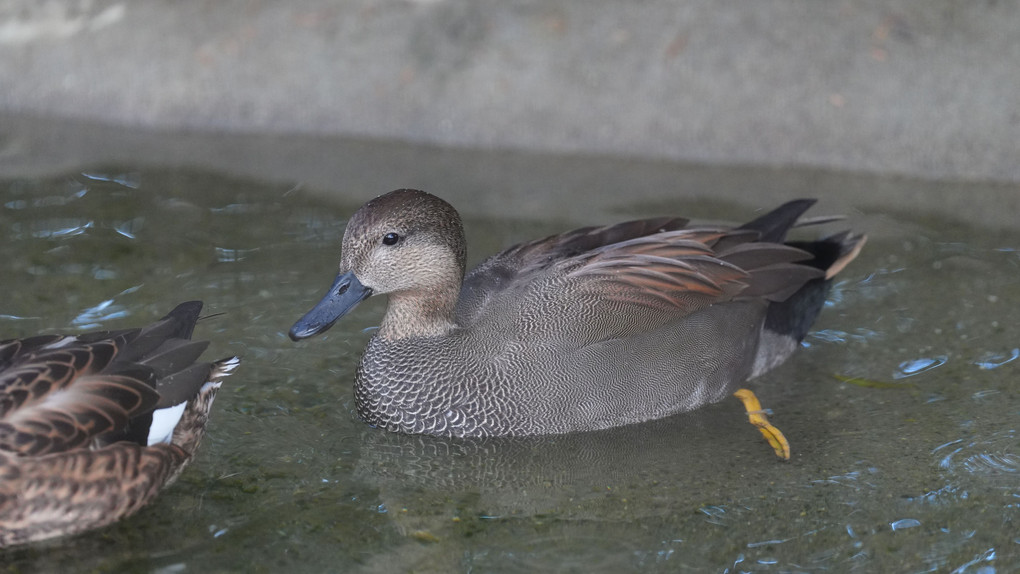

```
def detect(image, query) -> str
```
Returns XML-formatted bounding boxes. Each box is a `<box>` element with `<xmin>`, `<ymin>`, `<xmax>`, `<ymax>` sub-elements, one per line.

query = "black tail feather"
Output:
<box><xmin>738</xmin><ymin>199</ymin><xmax>817</xmax><ymax>243</ymax></box>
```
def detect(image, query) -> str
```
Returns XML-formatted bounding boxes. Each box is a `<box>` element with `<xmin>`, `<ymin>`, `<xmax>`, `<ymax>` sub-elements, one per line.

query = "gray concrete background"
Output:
<box><xmin>1</xmin><ymin>0</ymin><xmax>1018</xmax><ymax>183</ymax></box>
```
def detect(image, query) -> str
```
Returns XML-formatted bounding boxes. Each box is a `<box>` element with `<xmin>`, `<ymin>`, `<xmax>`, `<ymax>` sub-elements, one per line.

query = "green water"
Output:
<box><xmin>1</xmin><ymin>164</ymin><xmax>1018</xmax><ymax>573</ymax></box>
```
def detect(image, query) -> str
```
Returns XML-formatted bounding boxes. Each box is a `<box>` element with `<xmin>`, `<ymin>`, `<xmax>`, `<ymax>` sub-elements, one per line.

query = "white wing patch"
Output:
<box><xmin>147</xmin><ymin>402</ymin><xmax>187</xmax><ymax>445</ymax></box>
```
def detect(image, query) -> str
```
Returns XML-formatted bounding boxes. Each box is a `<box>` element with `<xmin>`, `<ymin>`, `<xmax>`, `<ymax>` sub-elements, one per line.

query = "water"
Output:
<box><xmin>1</xmin><ymin>159</ymin><xmax>1018</xmax><ymax>573</ymax></box>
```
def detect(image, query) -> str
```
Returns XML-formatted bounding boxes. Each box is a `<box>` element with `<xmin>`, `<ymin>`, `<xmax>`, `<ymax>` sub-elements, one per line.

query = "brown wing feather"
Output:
<box><xmin>566</xmin><ymin>231</ymin><xmax>753</xmax><ymax>313</ymax></box>
<box><xmin>0</xmin><ymin>301</ymin><xmax>223</xmax><ymax>458</ymax></box>
<box><xmin>460</xmin><ymin>203</ymin><xmax>845</xmax><ymax>342</ymax></box>
<box><xmin>0</xmin><ymin>337</ymin><xmax>126</xmax><ymax>398</ymax></box>
<box><xmin>0</xmin><ymin>336</ymin><xmax>63</xmax><ymax>369</ymax></box>
<box><xmin>504</xmin><ymin>217</ymin><xmax>689</xmax><ymax>272</ymax></box>
<box><xmin>566</xmin><ymin>220</ymin><xmax>832</xmax><ymax>310</ymax></box>
<box><xmin>510</xmin><ymin>225</ymin><xmax>827</xmax><ymax>346</ymax></box>
<box><xmin>0</xmin><ymin>372</ymin><xmax>159</xmax><ymax>456</ymax></box>
<box><xmin>457</xmin><ymin>217</ymin><xmax>690</xmax><ymax>322</ymax></box>
<box><xmin>0</xmin><ymin>332</ymin><xmax>161</xmax><ymax>457</ymax></box>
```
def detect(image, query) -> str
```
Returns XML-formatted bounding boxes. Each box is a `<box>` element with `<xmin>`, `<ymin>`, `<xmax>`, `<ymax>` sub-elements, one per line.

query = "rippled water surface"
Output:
<box><xmin>1</xmin><ymin>163</ymin><xmax>1018</xmax><ymax>573</ymax></box>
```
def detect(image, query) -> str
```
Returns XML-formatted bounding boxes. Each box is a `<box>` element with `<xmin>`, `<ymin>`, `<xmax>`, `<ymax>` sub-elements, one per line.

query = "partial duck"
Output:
<box><xmin>290</xmin><ymin>190</ymin><xmax>864</xmax><ymax>457</ymax></box>
<box><xmin>0</xmin><ymin>301</ymin><xmax>238</xmax><ymax>548</ymax></box>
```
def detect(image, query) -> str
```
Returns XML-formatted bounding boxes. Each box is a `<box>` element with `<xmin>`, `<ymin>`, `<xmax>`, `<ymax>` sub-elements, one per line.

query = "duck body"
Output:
<box><xmin>291</xmin><ymin>190</ymin><xmax>863</xmax><ymax>439</ymax></box>
<box><xmin>0</xmin><ymin>302</ymin><xmax>238</xmax><ymax>547</ymax></box>
<box><xmin>355</xmin><ymin>299</ymin><xmax>765</xmax><ymax>436</ymax></box>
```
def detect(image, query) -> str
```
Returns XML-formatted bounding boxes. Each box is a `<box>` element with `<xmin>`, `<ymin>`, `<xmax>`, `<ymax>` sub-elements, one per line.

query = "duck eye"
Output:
<box><xmin>382</xmin><ymin>232</ymin><xmax>400</xmax><ymax>246</ymax></box>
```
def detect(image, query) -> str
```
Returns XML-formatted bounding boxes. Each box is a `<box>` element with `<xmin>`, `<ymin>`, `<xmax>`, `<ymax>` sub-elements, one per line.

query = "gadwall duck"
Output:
<box><xmin>0</xmin><ymin>301</ymin><xmax>238</xmax><ymax>548</ymax></box>
<box><xmin>290</xmin><ymin>190</ymin><xmax>864</xmax><ymax>458</ymax></box>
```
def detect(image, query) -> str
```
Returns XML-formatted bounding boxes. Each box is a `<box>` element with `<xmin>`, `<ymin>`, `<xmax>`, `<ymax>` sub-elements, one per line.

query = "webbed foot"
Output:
<box><xmin>733</xmin><ymin>388</ymin><xmax>790</xmax><ymax>461</ymax></box>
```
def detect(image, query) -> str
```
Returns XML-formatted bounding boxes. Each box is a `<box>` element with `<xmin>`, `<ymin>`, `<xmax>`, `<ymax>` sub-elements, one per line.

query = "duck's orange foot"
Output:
<box><xmin>733</xmin><ymin>388</ymin><xmax>790</xmax><ymax>461</ymax></box>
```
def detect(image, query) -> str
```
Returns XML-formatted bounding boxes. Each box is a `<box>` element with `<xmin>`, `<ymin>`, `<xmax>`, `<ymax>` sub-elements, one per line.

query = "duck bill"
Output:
<box><xmin>289</xmin><ymin>271</ymin><xmax>372</xmax><ymax>341</ymax></box>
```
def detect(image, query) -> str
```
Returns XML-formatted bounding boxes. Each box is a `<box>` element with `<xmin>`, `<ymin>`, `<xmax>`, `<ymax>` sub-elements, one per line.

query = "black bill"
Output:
<box><xmin>289</xmin><ymin>271</ymin><xmax>372</xmax><ymax>340</ymax></box>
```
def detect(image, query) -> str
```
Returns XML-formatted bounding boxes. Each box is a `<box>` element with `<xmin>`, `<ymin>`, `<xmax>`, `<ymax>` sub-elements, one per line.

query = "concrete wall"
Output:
<box><xmin>2</xmin><ymin>0</ymin><xmax>1018</xmax><ymax>182</ymax></box>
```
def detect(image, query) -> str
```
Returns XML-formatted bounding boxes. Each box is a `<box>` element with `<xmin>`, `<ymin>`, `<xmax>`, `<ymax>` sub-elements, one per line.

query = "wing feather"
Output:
<box><xmin>0</xmin><ymin>301</ymin><xmax>231</xmax><ymax>458</ymax></box>
<box><xmin>456</xmin><ymin>201</ymin><xmax>856</xmax><ymax>343</ymax></box>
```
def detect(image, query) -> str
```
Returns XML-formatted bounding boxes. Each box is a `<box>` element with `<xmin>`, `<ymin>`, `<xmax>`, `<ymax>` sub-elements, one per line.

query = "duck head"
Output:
<box><xmin>289</xmin><ymin>189</ymin><xmax>467</xmax><ymax>341</ymax></box>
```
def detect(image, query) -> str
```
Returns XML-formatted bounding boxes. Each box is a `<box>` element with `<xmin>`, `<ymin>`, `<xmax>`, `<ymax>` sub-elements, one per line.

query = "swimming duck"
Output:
<box><xmin>290</xmin><ymin>190</ymin><xmax>864</xmax><ymax>457</ymax></box>
<box><xmin>0</xmin><ymin>301</ymin><xmax>238</xmax><ymax>548</ymax></box>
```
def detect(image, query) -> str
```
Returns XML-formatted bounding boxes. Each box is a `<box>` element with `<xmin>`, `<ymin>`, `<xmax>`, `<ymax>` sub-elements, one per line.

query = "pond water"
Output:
<box><xmin>1</xmin><ymin>153</ymin><xmax>1018</xmax><ymax>573</ymax></box>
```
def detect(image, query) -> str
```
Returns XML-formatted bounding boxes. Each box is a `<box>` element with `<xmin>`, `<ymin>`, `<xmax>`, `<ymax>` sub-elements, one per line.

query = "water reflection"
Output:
<box><xmin>81</xmin><ymin>170</ymin><xmax>141</xmax><ymax>188</ymax></box>
<box><xmin>11</xmin><ymin>219</ymin><xmax>94</xmax><ymax>239</ymax></box>
<box><xmin>807</xmin><ymin>327</ymin><xmax>882</xmax><ymax>345</ymax></box>
<box><xmin>70</xmin><ymin>296</ymin><xmax>135</xmax><ymax>328</ymax></box>
<box><xmin>974</xmin><ymin>348</ymin><xmax>1019</xmax><ymax>370</ymax></box>
<box><xmin>214</xmin><ymin>246</ymin><xmax>261</xmax><ymax>263</ymax></box>
<box><xmin>889</xmin><ymin>518</ymin><xmax>921</xmax><ymax>531</ymax></box>
<box><xmin>113</xmin><ymin>217</ymin><xmax>144</xmax><ymax>239</ymax></box>
<box><xmin>896</xmin><ymin>355</ymin><xmax>948</xmax><ymax>378</ymax></box>
<box><xmin>938</xmin><ymin>430</ymin><xmax>1020</xmax><ymax>484</ymax></box>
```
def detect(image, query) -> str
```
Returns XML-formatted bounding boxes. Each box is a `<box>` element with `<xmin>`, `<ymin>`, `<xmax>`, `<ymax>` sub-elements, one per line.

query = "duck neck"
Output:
<box><xmin>378</xmin><ymin>288</ymin><xmax>459</xmax><ymax>340</ymax></box>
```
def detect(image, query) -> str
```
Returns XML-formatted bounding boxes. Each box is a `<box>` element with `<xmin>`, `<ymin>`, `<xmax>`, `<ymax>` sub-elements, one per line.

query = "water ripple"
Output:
<box><xmin>0</xmin><ymin>314</ymin><xmax>39</xmax><ymax>321</ymax></box>
<box><xmin>807</xmin><ymin>328</ymin><xmax>883</xmax><ymax>345</ymax></box>
<box><xmin>70</xmin><ymin>286</ymin><xmax>143</xmax><ymax>329</ymax></box>
<box><xmin>933</xmin><ymin>429</ymin><xmax>1020</xmax><ymax>499</ymax></box>
<box><xmin>809</xmin><ymin>468</ymin><xmax>879</xmax><ymax>489</ymax></box>
<box><xmin>894</xmin><ymin>355</ymin><xmax>948</xmax><ymax>379</ymax></box>
<box><xmin>950</xmin><ymin>547</ymin><xmax>996</xmax><ymax>574</ymax></box>
<box><xmin>962</xmin><ymin>453</ymin><xmax>1020</xmax><ymax>475</ymax></box>
<box><xmin>81</xmin><ymin>171</ymin><xmax>141</xmax><ymax>188</ymax></box>
<box><xmin>114</xmin><ymin>217</ymin><xmax>145</xmax><ymax>239</ymax></box>
<box><xmin>890</xmin><ymin>518</ymin><xmax>921</xmax><ymax>531</ymax></box>
<box><xmin>3</xmin><ymin>188</ymin><xmax>88</xmax><ymax>209</ymax></box>
<box><xmin>215</xmin><ymin>246</ymin><xmax>261</xmax><ymax>263</ymax></box>
<box><xmin>210</xmin><ymin>203</ymin><xmax>260</xmax><ymax>215</ymax></box>
<box><xmin>10</xmin><ymin>219</ymin><xmax>94</xmax><ymax>239</ymax></box>
<box><xmin>973</xmin><ymin>348</ymin><xmax>1019</xmax><ymax>370</ymax></box>
<box><xmin>698</xmin><ymin>504</ymin><xmax>728</xmax><ymax>526</ymax></box>
<box><xmin>747</xmin><ymin>537</ymin><xmax>791</xmax><ymax>548</ymax></box>
<box><xmin>905</xmin><ymin>483</ymin><xmax>969</xmax><ymax>504</ymax></box>
<box><xmin>72</xmin><ymin>299</ymin><xmax>129</xmax><ymax>328</ymax></box>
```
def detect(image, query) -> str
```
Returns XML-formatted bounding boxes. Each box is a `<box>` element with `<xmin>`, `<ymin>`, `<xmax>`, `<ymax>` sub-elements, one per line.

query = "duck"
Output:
<box><xmin>290</xmin><ymin>190</ymin><xmax>864</xmax><ymax>458</ymax></box>
<box><xmin>0</xmin><ymin>301</ymin><xmax>238</xmax><ymax>548</ymax></box>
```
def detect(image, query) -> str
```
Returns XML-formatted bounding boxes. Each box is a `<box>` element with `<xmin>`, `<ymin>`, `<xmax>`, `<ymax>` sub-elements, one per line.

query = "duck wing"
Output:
<box><xmin>459</xmin><ymin>200</ymin><xmax>835</xmax><ymax>342</ymax></box>
<box><xmin>0</xmin><ymin>333</ymin><xmax>160</xmax><ymax>456</ymax></box>
<box><xmin>0</xmin><ymin>302</ymin><xmax>223</xmax><ymax>456</ymax></box>
<box><xmin>457</xmin><ymin>217</ymin><xmax>688</xmax><ymax>323</ymax></box>
<box><xmin>552</xmin><ymin>228</ymin><xmax>824</xmax><ymax>340</ymax></box>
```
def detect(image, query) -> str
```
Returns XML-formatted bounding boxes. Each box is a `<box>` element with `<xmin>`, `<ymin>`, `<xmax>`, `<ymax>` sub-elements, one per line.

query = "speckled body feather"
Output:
<box><xmin>0</xmin><ymin>302</ymin><xmax>237</xmax><ymax>548</ymax></box>
<box><xmin>292</xmin><ymin>191</ymin><xmax>864</xmax><ymax>438</ymax></box>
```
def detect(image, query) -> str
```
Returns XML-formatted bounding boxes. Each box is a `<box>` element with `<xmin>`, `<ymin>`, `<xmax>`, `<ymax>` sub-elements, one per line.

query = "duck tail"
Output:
<box><xmin>751</xmin><ymin>211</ymin><xmax>866</xmax><ymax>378</ymax></box>
<box><xmin>737</xmin><ymin>199</ymin><xmax>817</xmax><ymax>243</ymax></box>
<box><xmin>167</xmin><ymin>356</ymin><xmax>239</xmax><ymax>453</ymax></box>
